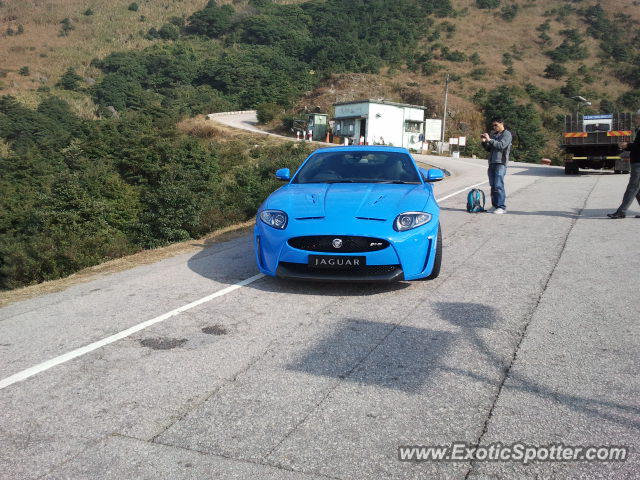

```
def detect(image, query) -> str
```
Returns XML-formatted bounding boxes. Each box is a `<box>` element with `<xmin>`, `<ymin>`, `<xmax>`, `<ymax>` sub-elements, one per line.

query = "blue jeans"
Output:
<box><xmin>616</xmin><ymin>162</ymin><xmax>640</xmax><ymax>214</ymax></box>
<box><xmin>488</xmin><ymin>163</ymin><xmax>507</xmax><ymax>209</ymax></box>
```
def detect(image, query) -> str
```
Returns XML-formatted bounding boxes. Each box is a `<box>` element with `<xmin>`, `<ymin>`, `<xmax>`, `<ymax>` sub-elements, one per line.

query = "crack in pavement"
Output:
<box><xmin>261</xmin><ymin>233</ymin><xmax>495</xmax><ymax>467</ymax></box>
<box><xmin>119</xmin><ymin>433</ymin><xmax>344</xmax><ymax>480</ymax></box>
<box><xmin>463</xmin><ymin>174</ymin><xmax>601</xmax><ymax>480</ymax></box>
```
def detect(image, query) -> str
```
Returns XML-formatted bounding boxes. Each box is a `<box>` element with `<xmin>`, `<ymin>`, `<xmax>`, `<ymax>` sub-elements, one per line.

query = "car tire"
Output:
<box><xmin>565</xmin><ymin>165</ymin><xmax>578</xmax><ymax>175</ymax></box>
<box><xmin>425</xmin><ymin>225</ymin><xmax>442</xmax><ymax>280</ymax></box>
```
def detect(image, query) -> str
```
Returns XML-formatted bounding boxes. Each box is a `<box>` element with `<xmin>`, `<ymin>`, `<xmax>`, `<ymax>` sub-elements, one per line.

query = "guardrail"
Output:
<box><xmin>206</xmin><ymin>110</ymin><xmax>256</xmax><ymax>120</ymax></box>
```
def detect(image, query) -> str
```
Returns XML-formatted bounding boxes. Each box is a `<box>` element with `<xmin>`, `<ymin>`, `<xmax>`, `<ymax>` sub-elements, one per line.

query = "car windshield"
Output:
<box><xmin>293</xmin><ymin>151</ymin><xmax>421</xmax><ymax>184</ymax></box>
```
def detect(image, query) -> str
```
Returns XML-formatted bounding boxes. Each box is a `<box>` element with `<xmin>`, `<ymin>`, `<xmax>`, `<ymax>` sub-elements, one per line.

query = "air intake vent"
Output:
<box><xmin>288</xmin><ymin>236</ymin><xmax>390</xmax><ymax>253</ymax></box>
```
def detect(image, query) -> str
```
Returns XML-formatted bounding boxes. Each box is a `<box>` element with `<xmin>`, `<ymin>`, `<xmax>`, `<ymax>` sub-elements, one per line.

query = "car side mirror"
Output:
<box><xmin>424</xmin><ymin>168</ymin><xmax>444</xmax><ymax>182</ymax></box>
<box><xmin>275</xmin><ymin>168</ymin><xmax>291</xmax><ymax>181</ymax></box>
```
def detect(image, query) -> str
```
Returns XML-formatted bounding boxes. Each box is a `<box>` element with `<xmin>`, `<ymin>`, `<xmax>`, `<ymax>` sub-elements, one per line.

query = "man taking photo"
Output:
<box><xmin>607</xmin><ymin>110</ymin><xmax>640</xmax><ymax>219</ymax></box>
<box><xmin>481</xmin><ymin>118</ymin><xmax>512</xmax><ymax>214</ymax></box>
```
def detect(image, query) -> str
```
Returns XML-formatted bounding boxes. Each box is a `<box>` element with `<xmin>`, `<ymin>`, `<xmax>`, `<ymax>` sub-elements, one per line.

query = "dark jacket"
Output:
<box><xmin>626</xmin><ymin>128</ymin><xmax>640</xmax><ymax>164</ymax></box>
<box><xmin>482</xmin><ymin>129</ymin><xmax>512</xmax><ymax>164</ymax></box>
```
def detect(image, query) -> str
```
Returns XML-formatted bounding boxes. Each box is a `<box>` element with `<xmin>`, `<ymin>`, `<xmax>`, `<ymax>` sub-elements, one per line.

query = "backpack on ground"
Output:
<box><xmin>466</xmin><ymin>188</ymin><xmax>486</xmax><ymax>213</ymax></box>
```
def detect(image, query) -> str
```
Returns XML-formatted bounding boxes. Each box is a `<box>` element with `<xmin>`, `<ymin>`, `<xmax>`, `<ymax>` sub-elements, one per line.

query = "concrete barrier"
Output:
<box><xmin>207</xmin><ymin>110</ymin><xmax>257</xmax><ymax>120</ymax></box>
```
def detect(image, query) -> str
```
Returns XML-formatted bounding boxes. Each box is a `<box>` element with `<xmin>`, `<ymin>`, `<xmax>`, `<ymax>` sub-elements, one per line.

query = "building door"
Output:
<box><xmin>359</xmin><ymin>119</ymin><xmax>367</xmax><ymax>144</ymax></box>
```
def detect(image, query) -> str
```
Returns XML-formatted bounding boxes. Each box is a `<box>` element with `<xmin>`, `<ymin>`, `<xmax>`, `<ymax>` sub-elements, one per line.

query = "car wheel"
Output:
<box><xmin>565</xmin><ymin>165</ymin><xmax>578</xmax><ymax>175</ymax></box>
<box><xmin>425</xmin><ymin>225</ymin><xmax>442</xmax><ymax>280</ymax></box>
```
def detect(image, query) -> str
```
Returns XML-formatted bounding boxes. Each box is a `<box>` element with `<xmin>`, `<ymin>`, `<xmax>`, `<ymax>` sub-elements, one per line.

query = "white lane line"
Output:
<box><xmin>0</xmin><ymin>179</ymin><xmax>488</xmax><ymax>391</ymax></box>
<box><xmin>0</xmin><ymin>273</ymin><xmax>265</xmax><ymax>390</ymax></box>
<box><xmin>436</xmin><ymin>180</ymin><xmax>489</xmax><ymax>202</ymax></box>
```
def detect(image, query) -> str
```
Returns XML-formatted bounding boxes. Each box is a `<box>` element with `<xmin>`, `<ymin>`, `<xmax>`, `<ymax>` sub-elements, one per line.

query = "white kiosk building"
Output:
<box><xmin>333</xmin><ymin>99</ymin><xmax>426</xmax><ymax>150</ymax></box>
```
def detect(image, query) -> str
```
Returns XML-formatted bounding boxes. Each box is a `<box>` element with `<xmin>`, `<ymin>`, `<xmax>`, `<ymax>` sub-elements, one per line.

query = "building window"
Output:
<box><xmin>336</xmin><ymin>119</ymin><xmax>355</xmax><ymax>135</ymax></box>
<box><xmin>405</xmin><ymin>121</ymin><xmax>423</xmax><ymax>133</ymax></box>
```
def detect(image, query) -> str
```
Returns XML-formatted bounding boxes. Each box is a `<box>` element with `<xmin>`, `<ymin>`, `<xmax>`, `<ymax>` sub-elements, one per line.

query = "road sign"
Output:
<box><xmin>424</xmin><ymin>119</ymin><xmax>442</xmax><ymax>141</ymax></box>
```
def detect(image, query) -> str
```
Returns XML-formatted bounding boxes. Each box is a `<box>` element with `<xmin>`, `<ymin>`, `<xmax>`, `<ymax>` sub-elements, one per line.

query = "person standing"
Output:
<box><xmin>481</xmin><ymin>118</ymin><xmax>512</xmax><ymax>214</ymax></box>
<box><xmin>607</xmin><ymin>110</ymin><xmax>640</xmax><ymax>219</ymax></box>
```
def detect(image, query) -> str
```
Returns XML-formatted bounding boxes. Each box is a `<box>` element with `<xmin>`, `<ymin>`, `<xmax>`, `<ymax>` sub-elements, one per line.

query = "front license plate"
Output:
<box><xmin>308</xmin><ymin>255</ymin><xmax>366</xmax><ymax>269</ymax></box>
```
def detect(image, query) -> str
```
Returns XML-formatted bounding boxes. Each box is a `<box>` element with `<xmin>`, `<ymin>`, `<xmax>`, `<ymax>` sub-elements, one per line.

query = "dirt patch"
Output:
<box><xmin>201</xmin><ymin>325</ymin><xmax>228</xmax><ymax>335</ymax></box>
<box><xmin>139</xmin><ymin>337</ymin><xmax>188</xmax><ymax>350</ymax></box>
<box><xmin>0</xmin><ymin>221</ymin><xmax>253</xmax><ymax>309</ymax></box>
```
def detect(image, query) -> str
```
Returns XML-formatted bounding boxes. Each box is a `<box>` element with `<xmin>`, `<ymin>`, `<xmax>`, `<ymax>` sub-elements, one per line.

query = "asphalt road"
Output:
<box><xmin>1</xmin><ymin>121</ymin><xmax>639</xmax><ymax>479</ymax></box>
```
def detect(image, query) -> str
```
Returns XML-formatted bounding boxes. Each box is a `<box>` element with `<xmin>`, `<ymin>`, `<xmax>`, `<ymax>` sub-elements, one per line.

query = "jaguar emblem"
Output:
<box><xmin>332</xmin><ymin>238</ymin><xmax>343</xmax><ymax>249</ymax></box>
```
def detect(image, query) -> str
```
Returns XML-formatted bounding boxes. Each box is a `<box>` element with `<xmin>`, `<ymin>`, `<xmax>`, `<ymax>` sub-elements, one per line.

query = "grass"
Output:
<box><xmin>0</xmin><ymin>0</ymin><xmax>212</xmax><ymax>96</ymax></box>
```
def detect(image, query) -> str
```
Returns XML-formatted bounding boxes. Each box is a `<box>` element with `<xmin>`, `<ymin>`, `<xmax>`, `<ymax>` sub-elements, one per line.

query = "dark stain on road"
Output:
<box><xmin>140</xmin><ymin>337</ymin><xmax>188</xmax><ymax>350</ymax></box>
<box><xmin>202</xmin><ymin>325</ymin><xmax>228</xmax><ymax>335</ymax></box>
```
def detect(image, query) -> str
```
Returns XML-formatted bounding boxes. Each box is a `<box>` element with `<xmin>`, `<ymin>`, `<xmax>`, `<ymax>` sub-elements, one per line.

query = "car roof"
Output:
<box><xmin>310</xmin><ymin>146</ymin><xmax>412</xmax><ymax>155</ymax></box>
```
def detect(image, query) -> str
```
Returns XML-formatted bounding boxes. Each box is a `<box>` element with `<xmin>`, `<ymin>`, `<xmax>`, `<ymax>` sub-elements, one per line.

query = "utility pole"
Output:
<box><xmin>440</xmin><ymin>73</ymin><xmax>450</xmax><ymax>153</ymax></box>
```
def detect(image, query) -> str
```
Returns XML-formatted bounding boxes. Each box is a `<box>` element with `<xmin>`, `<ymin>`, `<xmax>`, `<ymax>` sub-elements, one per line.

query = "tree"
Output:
<box><xmin>186</xmin><ymin>1</ymin><xmax>235</xmax><ymax>37</ymax></box>
<box><xmin>481</xmin><ymin>86</ymin><xmax>546</xmax><ymax>163</ymax></box>
<box><xmin>158</xmin><ymin>23</ymin><xmax>180</xmax><ymax>40</ymax></box>
<box><xmin>544</xmin><ymin>62</ymin><xmax>567</xmax><ymax>79</ymax></box>
<box><xmin>617</xmin><ymin>90</ymin><xmax>640</xmax><ymax>112</ymax></box>
<box><xmin>599</xmin><ymin>98</ymin><xmax>615</xmax><ymax>113</ymax></box>
<box><xmin>560</xmin><ymin>75</ymin><xmax>582</xmax><ymax>98</ymax></box>
<box><xmin>128</xmin><ymin>2</ymin><xmax>139</xmax><ymax>12</ymax></box>
<box><xmin>501</xmin><ymin>4</ymin><xmax>519</xmax><ymax>21</ymax></box>
<box><xmin>547</xmin><ymin>29</ymin><xmax>588</xmax><ymax>63</ymax></box>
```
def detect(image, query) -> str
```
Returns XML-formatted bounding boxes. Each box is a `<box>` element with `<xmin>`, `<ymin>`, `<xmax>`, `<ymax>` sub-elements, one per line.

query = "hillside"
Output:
<box><xmin>2</xmin><ymin>0</ymin><xmax>639</xmax><ymax>112</ymax></box>
<box><xmin>1</xmin><ymin>0</ymin><xmax>640</xmax><ymax>289</ymax></box>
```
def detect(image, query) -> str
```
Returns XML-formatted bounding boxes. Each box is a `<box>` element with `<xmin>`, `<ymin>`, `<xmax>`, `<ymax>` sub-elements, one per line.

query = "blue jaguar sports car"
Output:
<box><xmin>253</xmin><ymin>146</ymin><xmax>444</xmax><ymax>282</ymax></box>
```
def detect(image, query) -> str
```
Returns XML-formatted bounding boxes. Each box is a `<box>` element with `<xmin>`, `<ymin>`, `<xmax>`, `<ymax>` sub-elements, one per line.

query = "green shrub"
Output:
<box><xmin>560</xmin><ymin>75</ymin><xmax>583</xmax><ymax>98</ymax></box>
<box><xmin>421</xmin><ymin>61</ymin><xmax>441</xmax><ymax>76</ymax></box>
<box><xmin>59</xmin><ymin>18</ymin><xmax>74</xmax><ymax>36</ymax></box>
<box><xmin>501</xmin><ymin>4</ymin><xmax>519</xmax><ymax>21</ymax></box>
<box><xmin>256</xmin><ymin>102</ymin><xmax>282</xmax><ymax>124</ymax></box>
<box><xmin>18</xmin><ymin>66</ymin><xmax>30</xmax><ymax>76</ymax></box>
<box><xmin>128</xmin><ymin>2</ymin><xmax>139</xmax><ymax>12</ymax></box>
<box><xmin>469</xmin><ymin>52</ymin><xmax>482</xmax><ymax>65</ymax></box>
<box><xmin>56</xmin><ymin>67</ymin><xmax>83</xmax><ymax>90</ymax></box>
<box><xmin>617</xmin><ymin>90</ymin><xmax>640</xmax><ymax>111</ymax></box>
<box><xmin>544</xmin><ymin>62</ymin><xmax>566</xmax><ymax>79</ymax></box>
<box><xmin>186</xmin><ymin>1</ymin><xmax>235</xmax><ymax>37</ymax></box>
<box><xmin>547</xmin><ymin>29</ymin><xmax>588</xmax><ymax>63</ymax></box>
<box><xmin>158</xmin><ymin>23</ymin><xmax>180</xmax><ymax>40</ymax></box>
<box><xmin>469</xmin><ymin>67</ymin><xmax>487</xmax><ymax>80</ymax></box>
<box><xmin>476</xmin><ymin>0</ymin><xmax>500</xmax><ymax>9</ymax></box>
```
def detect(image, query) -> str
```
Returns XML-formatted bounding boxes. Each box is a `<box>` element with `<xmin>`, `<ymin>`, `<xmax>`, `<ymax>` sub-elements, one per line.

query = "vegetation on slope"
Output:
<box><xmin>1</xmin><ymin>0</ymin><xmax>640</xmax><ymax>288</ymax></box>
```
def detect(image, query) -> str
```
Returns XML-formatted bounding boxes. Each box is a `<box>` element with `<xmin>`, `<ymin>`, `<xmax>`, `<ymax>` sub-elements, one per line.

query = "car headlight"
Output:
<box><xmin>394</xmin><ymin>212</ymin><xmax>432</xmax><ymax>231</ymax></box>
<box><xmin>259</xmin><ymin>209</ymin><xmax>288</xmax><ymax>230</ymax></box>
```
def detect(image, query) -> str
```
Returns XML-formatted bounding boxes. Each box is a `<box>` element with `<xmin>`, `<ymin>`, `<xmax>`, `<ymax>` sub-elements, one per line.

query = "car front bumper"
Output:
<box><xmin>254</xmin><ymin>219</ymin><xmax>439</xmax><ymax>281</ymax></box>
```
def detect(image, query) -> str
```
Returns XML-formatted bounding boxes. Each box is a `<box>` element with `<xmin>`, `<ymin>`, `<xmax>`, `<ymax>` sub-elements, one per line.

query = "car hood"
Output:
<box><xmin>265</xmin><ymin>183</ymin><xmax>431</xmax><ymax>220</ymax></box>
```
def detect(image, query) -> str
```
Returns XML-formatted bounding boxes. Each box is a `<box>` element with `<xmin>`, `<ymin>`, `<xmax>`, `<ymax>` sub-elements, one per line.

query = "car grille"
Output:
<box><xmin>287</xmin><ymin>236</ymin><xmax>390</xmax><ymax>253</ymax></box>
